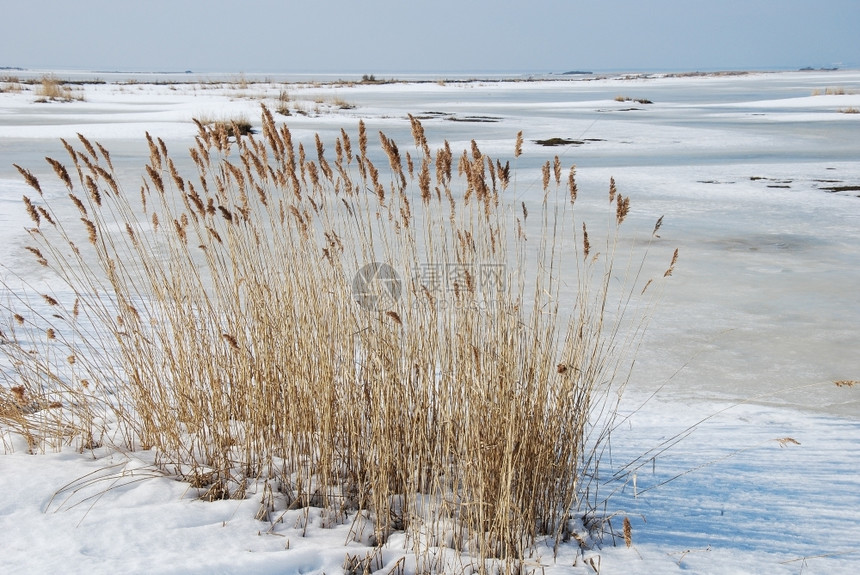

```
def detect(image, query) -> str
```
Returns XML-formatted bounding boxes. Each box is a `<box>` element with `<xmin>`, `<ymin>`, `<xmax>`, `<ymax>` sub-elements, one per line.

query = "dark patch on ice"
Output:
<box><xmin>534</xmin><ymin>137</ymin><xmax>604</xmax><ymax>147</ymax></box>
<box><xmin>409</xmin><ymin>111</ymin><xmax>500</xmax><ymax>122</ymax></box>
<box><xmin>751</xmin><ymin>175</ymin><xmax>860</xmax><ymax>197</ymax></box>
<box><xmin>750</xmin><ymin>175</ymin><xmax>860</xmax><ymax>197</ymax></box>
<box><xmin>821</xmin><ymin>185</ymin><xmax>860</xmax><ymax>193</ymax></box>
<box><xmin>535</xmin><ymin>137</ymin><xmax>577</xmax><ymax>146</ymax></box>
<box><xmin>445</xmin><ymin>115</ymin><xmax>501</xmax><ymax>123</ymax></box>
<box><xmin>750</xmin><ymin>176</ymin><xmax>792</xmax><ymax>184</ymax></box>
<box><xmin>716</xmin><ymin>233</ymin><xmax>819</xmax><ymax>253</ymax></box>
<box><xmin>596</xmin><ymin>107</ymin><xmax>643</xmax><ymax>112</ymax></box>
<box><xmin>412</xmin><ymin>112</ymin><xmax>501</xmax><ymax>122</ymax></box>
<box><xmin>614</xmin><ymin>96</ymin><xmax>654</xmax><ymax>104</ymax></box>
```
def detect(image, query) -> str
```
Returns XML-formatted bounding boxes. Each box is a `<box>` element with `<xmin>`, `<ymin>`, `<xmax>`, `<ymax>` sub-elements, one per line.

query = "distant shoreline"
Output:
<box><xmin>2</xmin><ymin>66</ymin><xmax>855</xmax><ymax>87</ymax></box>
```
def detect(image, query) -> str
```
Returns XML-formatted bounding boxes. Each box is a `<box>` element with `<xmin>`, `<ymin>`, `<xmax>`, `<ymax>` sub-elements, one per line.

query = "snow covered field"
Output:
<box><xmin>1</xmin><ymin>69</ymin><xmax>859</xmax><ymax>573</ymax></box>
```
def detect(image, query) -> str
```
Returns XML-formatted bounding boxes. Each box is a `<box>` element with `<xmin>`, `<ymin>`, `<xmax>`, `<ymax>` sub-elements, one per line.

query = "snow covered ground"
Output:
<box><xmin>1</xmin><ymin>69</ymin><xmax>859</xmax><ymax>573</ymax></box>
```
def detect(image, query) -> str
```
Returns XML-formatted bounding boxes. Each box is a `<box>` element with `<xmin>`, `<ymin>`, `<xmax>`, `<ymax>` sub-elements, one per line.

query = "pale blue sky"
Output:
<box><xmin>1</xmin><ymin>0</ymin><xmax>857</xmax><ymax>73</ymax></box>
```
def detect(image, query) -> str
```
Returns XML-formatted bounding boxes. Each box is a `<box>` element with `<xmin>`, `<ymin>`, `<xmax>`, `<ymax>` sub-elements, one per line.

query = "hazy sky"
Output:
<box><xmin>2</xmin><ymin>0</ymin><xmax>857</xmax><ymax>74</ymax></box>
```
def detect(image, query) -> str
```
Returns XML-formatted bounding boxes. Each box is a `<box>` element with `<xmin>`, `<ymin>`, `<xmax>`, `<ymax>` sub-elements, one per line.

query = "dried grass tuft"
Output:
<box><xmin>1</xmin><ymin>108</ymin><xmax>676</xmax><ymax>571</ymax></box>
<box><xmin>34</xmin><ymin>75</ymin><xmax>82</xmax><ymax>102</ymax></box>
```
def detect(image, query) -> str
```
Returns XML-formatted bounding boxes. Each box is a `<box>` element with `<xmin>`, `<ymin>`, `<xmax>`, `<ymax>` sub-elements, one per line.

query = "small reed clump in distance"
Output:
<box><xmin>1</xmin><ymin>107</ymin><xmax>674</xmax><ymax>573</ymax></box>
<box><xmin>33</xmin><ymin>74</ymin><xmax>82</xmax><ymax>102</ymax></box>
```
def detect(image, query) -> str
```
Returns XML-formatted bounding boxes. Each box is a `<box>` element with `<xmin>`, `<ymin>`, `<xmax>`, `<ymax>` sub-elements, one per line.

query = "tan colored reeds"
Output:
<box><xmin>35</xmin><ymin>75</ymin><xmax>77</xmax><ymax>102</ymax></box>
<box><xmin>1</xmin><ymin>106</ymin><xmax>673</xmax><ymax>573</ymax></box>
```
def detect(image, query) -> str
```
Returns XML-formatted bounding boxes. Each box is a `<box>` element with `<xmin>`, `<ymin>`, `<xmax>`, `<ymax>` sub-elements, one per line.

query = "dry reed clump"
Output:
<box><xmin>812</xmin><ymin>87</ymin><xmax>858</xmax><ymax>96</ymax></box>
<box><xmin>275</xmin><ymin>89</ymin><xmax>291</xmax><ymax>115</ymax></box>
<box><xmin>1</xmin><ymin>107</ymin><xmax>674</xmax><ymax>572</ymax></box>
<box><xmin>192</xmin><ymin>113</ymin><xmax>254</xmax><ymax>137</ymax></box>
<box><xmin>34</xmin><ymin>74</ymin><xmax>82</xmax><ymax>102</ymax></box>
<box><xmin>614</xmin><ymin>95</ymin><xmax>653</xmax><ymax>105</ymax></box>
<box><xmin>834</xmin><ymin>380</ymin><xmax>858</xmax><ymax>387</ymax></box>
<box><xmin>327</xmin><ymin>95</ymin><xmax>355</xmax><ymax>110</ymax></box>
<box><xmin>1</xmin><ymin>78</ymin><xmax>23</xmax><ymax>93</ymax></box>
